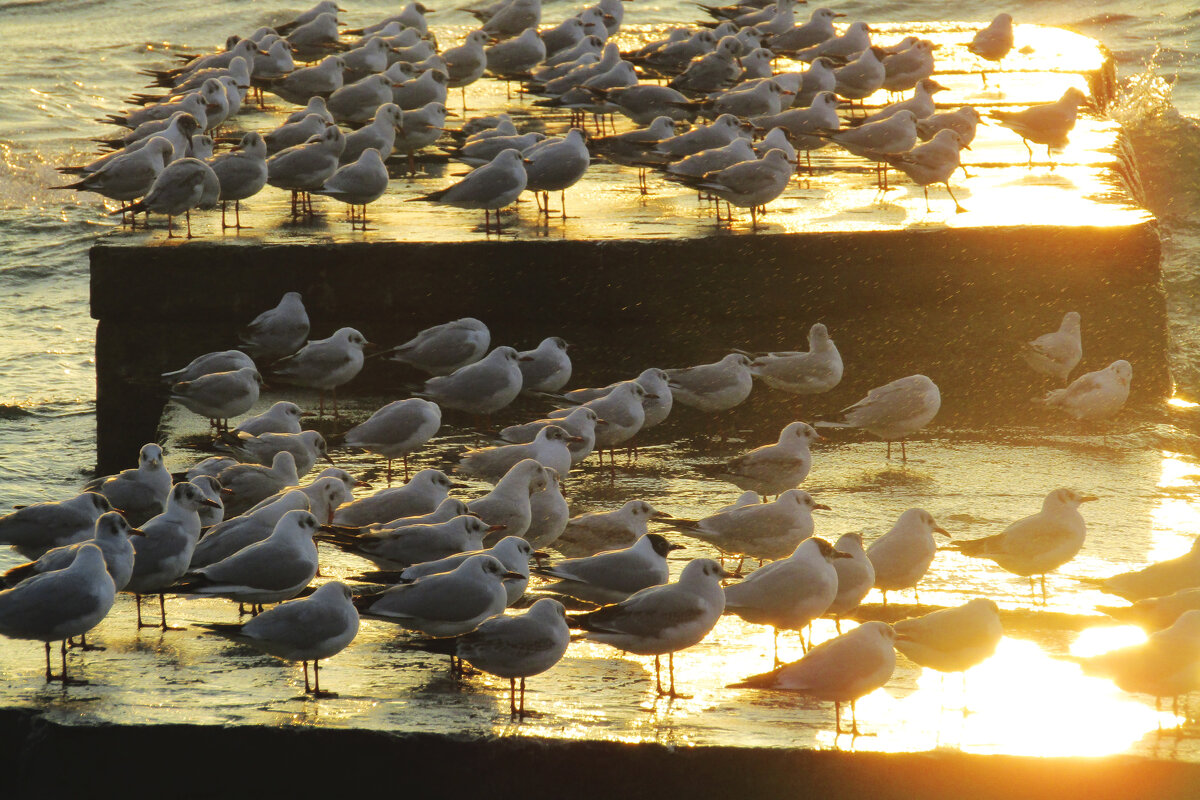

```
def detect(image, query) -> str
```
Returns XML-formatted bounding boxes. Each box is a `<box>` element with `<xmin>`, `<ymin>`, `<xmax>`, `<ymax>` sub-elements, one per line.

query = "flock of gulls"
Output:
<box><xmin>52</xmin><ymin>1</ymin><xmax>1095</xmax><ymax>234</ymax></box>
<box><xmin>0</xmin><ymin>284</ymin><xmax>1161</xmax><ymax>734</ymax></box>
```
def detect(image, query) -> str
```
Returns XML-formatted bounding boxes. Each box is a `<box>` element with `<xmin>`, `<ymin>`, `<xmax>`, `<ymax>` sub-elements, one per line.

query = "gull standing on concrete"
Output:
<box><xmin>952</xmin><ymin>488</ymin><xmax>1096</xmax><ymax>601</ymax></box>
<box><xmin>694</xmin><ymin>149</ymin><xmax>793</xmax><ymax>228</ymax></box>
<box><xmin>121</xmin><ymin>157</ymin><xmax>214</xmax><ymax>238</ymax></box>
<box><xmin>444</xmin><ymin>597</ymin><xmax>569</xmax><ymax>716</ymax></box>
<box><xmin>866</xmin><ymin>508</ymin><xmax>951</xmax><ymax>604</ymax></box>
<box><xmin>126</xmin><ymin>482</ymin><xmax>221</xmax><ymax>629</ymax></box>
<box><xmin>0</xmin><ymin>492</ymin><xmax>113</xmax><ymax>560</ymax></box>
<box><xmin>701</xmin><ymin>421</ymin><xmax>821</xmax><ymax>498</ymax></box>
<box><xmin>181</xmin><ymin>509</ymin><xmax>320</xmax><ymax>611</ymax></box>
<box><xmin>882</xmin><ymin>128</ymin><xmax>970</xmax><ymax>213</ymax></box>
<box><xmin>827</xmin><ymin>533</ymin><xmax>875</xmax><ymax>630</ymax></box>
<box><xmin>412</xmin><ymin>148</ymin><xmax>527</xmax><ymax>232</ymax></box>
<box><xmin>264</xmin><ymin>55</ymin><xmax>346</xmax><ymax>106</ymax></box>
<box><xmin>219</xmin><ymin>451</ymin><xmax>301</xmax><ymax>517</ymax></box>
<box><xmin>333</xmin><ymin>468</ymin><xmax>456</xmax><ymax>526</ymax></box>
<box><xmin>271</xmin><ymin>327</ymin><xmax>370</xmax><ymax>418</ymax></box>
<box><xmin>395</xmin><ymin>535</ymin><xmax>538</xmax><ymax>607</ymax></box>
<box><xmin>266</xmin><ymin>113</ymin><xmax>332</xmax><ymax>154</ymax></box>
<box><xmin>170</xmin><ymin>366</ymin><xmax>263</xmax><ymax>431</ymax></box>
<box><xmin>85</xmin><ymin>443</ymin><xmax>172</xmax><ymax>527</ymax></box>
<box><xmin>234</xmin><ymin>401</ymin><xmax>304</xmax><ymax>436</ymax></box>
<box><xmin>466</xmin><ymin>459</ymin><xmax>548</xmax><ymax>540</ymax></box>
<box><xmin>342</xmin><ymin>398</ymin><xmax>442</xmax><ymax>483</ymax></box>
<box><xmin>1022</xmin><ymin>311</ymin><xmax>1082</xmax><ymax>384</ymax></box>
<box><xmin>796</xmin><ymin>20</ymin><xmax>872</xmax><ymax>63</ymax></box>
<box><xmin>537</xmin><ymin>533</ymin><xmax>683</xmax><ymax>605</ymax></box>
<box><xmin>550</xmin><ymin>381</ymin><xmax>647</xmax><ymax>457</ymax></box>
<box><xmin>968</xmin><ymin>13</ymin><xmax>1014</xmax><ymax>85</ymax></box>
<box><xmin>458</xmin><ymin>425</ymin><xmax>580</xmax><ymax>481</ymax></box>
<box><xmin>239</xmin><ymin>292</ymin><xmax>309</xmax><ymax>363</ymax></box>
<box><xmin>319</xmin><ymin>514</ymin><xmax>494</xmax><ymax>568</ymax></box>
<box><xmin>416</xmin><ymin>345</ymin><xmax>526</xmax><ymax>415</ymax></box>
<box><xmin>768</xmin><ymin>7</ymin><xmax>843</xmax><ymax>53</ymax></box>
<box><xmin>220</xmin><ymin>430</ymin><xmax>331</xmax><ymax>476</ymax></box>
<box><xmin>191</xmin><ymin>490</ymin><xmax>311</xmax><ymax>568</ymax></box>
<box><xmin>0</xmin><ymin>544</ymin><xmax>116</xmax><ymax>685</ymax></box>
<box><xmin>666</xmin><ymin>353</ymin><xmax>754</xmax><ymax>413</ymax></box>
<box><xmin>990</xmin><ymin>87</ymin><xmax>1089</xmax><ymax>167</ymax></box>
<box><xmin>816</xmin><ymin>374</ymin><xmax>941</xmax><ymax>460</ymax></box>
<box><xmin>313</xmin><ymin>148</ymin><xmax>390</xmax><ymax>230</ymax></box>
<box><xmin>524</xmin><ymin>466</ymin><xmax>569</xmax><ymax>549</ymax></box>
<box><xmin>894</xmin><ymin>597</ymin><xmax>1003</xmax><ymax>675</ymax></box>
<box><xmin>500</xmin><ymin>406</ymin><xmax>600</xmax><ymax>467</ymax></box>
<box><xmin>522</xmin><ymin>128</ymin><xmax>591</xmax><ymax>219</ymax></box>
<box><xmin>388</xmin><ymin>317</ymin><xmax>490</xmax><ymax>376</ymax></box>
<box><xmin>749</xmin><ymin>322</ymin><xmax>843</xmax><ymax>395</ymax></box>
<box><xmin>208</xmin><ymin>130</ymin><xmax>268</xmax><ymax>230</ymax></box>
<box><xmin>1036</xmin><ymin>360</ymin><xmax>1131</xmax><ymax>421</ymax></box>
<box><xmin>342</xmin><ymin>103</ymin><xmax>402</xmax><ymax>164</ymax></box>
<box><xmin>731</xmin><ymin>620</ymin><xmax>897</xmax><ymax>735</ymax></box>
<box><xmin>52</xmin><ymin>137</ymin><xmax>174</xmax><ymax>216</ymax></box>
<box><xmin>443</xmin><ymin>30</ymin><xmax>491</xmax><ymax>109</ymax></box>
<box><xmin>1</xmin><ymin>511</ymin><xmax>140</xmax><ymax>593</ymax></box>
<box><xmin>664</xmin><ymin>489</ymin><xmax>827</xmax><ymax>564</ymax></box>
<box><xmin>199</xmin><ymin>581</ymin><xmax>359</xmax><ymax>697</ymax></box>
<box><xmin>554</xmin><ymin>500</ymin><xmax>672</xmax><ymax>558</ymax></box>
<box><xmin>354</xmin><ymin>554</ymin><xmax>519</xmax><ymax>638</ymax></box>
<box><xmin>571</xmin><ymin>558</ymin><xmax>730</xmax><ymax>697</ymax></box>
<box><xmin>266</xmin><ymin>124</ymin><xmax>345</xmax><ymax>217</ymax></box>
<box><xmin>725</xmin><ymin>537</ymin><xmax>847</xmax><ymax>663</ymax></box>
<box><xmin>517</xmin><ymin>336</ymin><xmax>572</xmax><ymax>392</ymax></box>
<box><xmin>162</xmin><ymin>350</ymin><xmax>255</xmax><ymax>384</ymax></box>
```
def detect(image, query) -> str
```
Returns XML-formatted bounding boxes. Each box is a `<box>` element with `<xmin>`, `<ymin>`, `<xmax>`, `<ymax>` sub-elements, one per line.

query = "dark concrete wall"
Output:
<box><xmin>3</xmin><ymin>708</ymin><xmax>1198</xmax><ymax>799</ymax></box>
<box><xmin>91</xmin><ymin>223</ymin><xmax>1168</xmax><ymax>472</ymax></box>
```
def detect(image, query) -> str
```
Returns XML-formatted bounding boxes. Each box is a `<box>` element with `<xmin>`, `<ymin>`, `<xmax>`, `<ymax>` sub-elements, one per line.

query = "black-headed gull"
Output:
<box><xmin>554</xmin><ymin>500</ymin><xmax>671</xmax><ymax>558</ymax></box>
<box><xmin>0</xmin><ymin>511</ymin><xmax>140</xmax><ymax>592</ymax></box>
<box><xmin>342</xmin><ymin>398</ymin><xmax>442</xmax><ymax>483</ymax></box>
<box><xmin>417</xmin><ymin>345</ymin><xmax>526</xmax><ymax>415</ymax></box>
<box><xmin>84</xmin><ymin>443</ymin><xmax>171</xmax><ymax>527</ymax></box>
<box><xmin>333</xmin><ymin>468</ymin><xmax>456</xmax><ymax>527</ymax></box>
<box><xmin>894</xmin><ymin>597</ymin><xmax>1003</xmax><ymax>674</ymax></box>
<box><xmin>238</xmin><ymin>292</ymin><xmax>310</xmax><ymax>363</ymax></box>
<box><xmin>664</xmin><ymin>489</ymin><xmax>826</xmax><ymax>564</ymax></box>
<box><xmin>827</xmin><ymin>533</ymin><xmax>875</xmax><ymax>629</ymax></box>
<box><xmin>270</xmin><ymin>327</ymin><xmax>370</xmax><ymax>418</ymax></box>
<box><xmin>536</xmin><ymin>533</ymin><xmax>682</xmax><ymax>604</ymax></box>
<box><xmin>816</xmin><ymin>374</ymin><xmax>941</xmax><ymax>460</ymax></box>
<box><xmin>748</xmin><ymin>322</ymin><xmax>843</xmax><ymax>395</ymax></box>
<box><xmin>1036</xmin><ymin>360</ymin><xmax>1131</xmax><ymax>420</ymax></box>
<box><xmin>1022</xmin><ymin>311</ymin><xmax>1082</xmax><ymax>384</ymax></box>
<box><xmin>989</xmin><ymin>87</ymin><xmax>1089</xmax><ymax>167</ymax></box>
<box><xmin>866</xmin><ymin>508</ymin><xmax>950</xmax><ymax>604</ymax></box>
<box><xmin>0</xmin><ymin>492</ymin><xmax>113</xmax><ymax>561</ymax></box>
<box><xmin>700</xmin><ymin>421</ymin><xmax>820</xmax><ymax>498</ymax></box>
<box><xmin>388</xmin><ymin>317</ymin><xmax>490</xmax><ymax>377</ymax></box>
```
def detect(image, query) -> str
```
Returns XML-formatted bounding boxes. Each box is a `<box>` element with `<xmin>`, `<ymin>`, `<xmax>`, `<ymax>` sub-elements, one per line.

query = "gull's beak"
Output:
<box><xmin>449</xmin><ymin>482</ymin><xmax>471</xmax><ymax>489</ymax></box>
<box><xmin>354</xmin><ymin>478</ymin><xmax>373</xmax><ymax>488</ymax></box>
<box><xmin>651</xmin><ymin>510</ymin><xmax>674</xmax><ymax>519</ymax></box>
<box><xmin>201</xmin><ymin>498</ymin><xmax>222</xmax><ymax>509</ymax></box>
<box><xmin>719</xmin><ymin>567</ymin><xmax>739</xmax><ymax>580</ymax></box>
<box><xmin>567</xmin><ymin>435</ymin><xmax>585</xmax><ymax>443</ymax></box>
<box><xmin>486</xmin><ymin>523</ymin><xmax>508</xmax><ymax>533</ymax></box>
<box><xmin>595</xmin><ymin>418</ymin><xmax>609</xmax><ymax>426</ymax></box>
<box><xmin>667</xmin><ymin>543</ymin><xmax>686</xmax><ymax>552</ymax></box>
<box><xmin>933</xmin><ymin>525</ymin><xmax>951</xmax><ymax>538</ymax></box>
<box><xmin>128</xmin><ymin>527</ymin><xmax>146</xmax><ymax>537</ymax></box>
<box><xmin>832</xmin><ymin>550</ymin><xmax>854</xmax><ymax>559</ymax></box>
<box><xmin>502</xmin><ymin>571</ymin><xmax>525</xmax><ymax>581</ymax></box>
<box><xmin>518</xmin><ymin>355</ymin><xmax>536</xmax><ymax>361</ymax></box>
<box><xmin>813</xmin><ymin>502</ymin><xmax>831</xmax><ymax>511</ymax></box>
<box><xmin>324</xmin><ymin>453</ymin><xmax>336</xmax><ymax>465</ymax></box>
<box><xmin>1080</xmin><ymin>495</ymin><xmax>1100</xmax><ymax>503</ymax></box>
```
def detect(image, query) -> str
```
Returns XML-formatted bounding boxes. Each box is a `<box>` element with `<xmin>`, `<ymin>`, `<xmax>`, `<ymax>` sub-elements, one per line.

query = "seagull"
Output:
<box><xmin>0</xmin><ymin>544</ymin><xmax>116</xmax><ymax>685</ymax></box>
<box><xmin>563</xmin><ymin>368</ymin><xmax>674</xmax><ymax>431</ymax></box>
<box><xmin>466</xmin><ymin>459</ymin><xmax>548</xmax><ymax>540</ymax></box>
<box><xmin>122</xmin><ymin>157</ymin><xmax>214</xmax><ymax>237</ymax></box>
<box><xmin>180</xmin><ymin>509</ymin><xmax>320</xmax><ymax>609</ymax></box>
<box><xmin>535</xmin><ymin>533</ymin><xmax>683</xmax><ymax>605</ymax></box>
<box><xmin>951</xmin><ymin>488</ymin><xmax>1097</xmax><ymax>601</ymax></box>
<box><xmin>412</xmin><ymin>149</ymin><xmax>528</xmax><ymax>232</ymax></box>
<box><xmin>218</xmin><ymin>451</ymin><xmax>301</xmax><ymax>518</ymax></box>
<box><xmin>318</xmin><ymin>514</ymin><xmax>495</xmax><ymax>568</ymax></box>
<box><xmin>162</xmin><ymin>350</ymin><xmax>256</xmax><ymax>384</ymax></box>
<box><xmin>989</xmin><ymin>87</ymin><xmax>1089</xmax><ymax>167</ymax></box>
<box><xmin>387</xmin><ymin>317</ymin><xmax>490</xmax><ymax>376</ymax></box>
<box><xmin>499</xmin><ymin>406</ymin><xmax>601</xmax><ymax>467</ymax></box>
<box><xmin>1095</xmin><ymin>538</ymin><xmax>1200</xmax><ymax>603</ymax></box>
<box><xmin>815</xmin><ymin>374</ymin><xmax>941</xmax><ymax>460</ymax></box>
<box><xmin>863</xmin><ymin>77</ymin><xmax>947</xmax><ymax>124</ymax></box>
<box><xmin>0</xmin><ymin>492</ymin><xmax>113</xmax><ymax>561</ymax></box>
<box><xmin>169</xmin><ymin>367</ymin><xmax>263</xmax><ymax>431</ymax></box>
<box><xmin>208</xmin><ymin>131</ymin><xmax>268</xmax><ymax>230</ymax></box>
<box><xmin>342</xmin><ymin>398</ymin><xmax>442</xmax><ymax>483</ymax></box>
<box><xmin>831</xmin><ymin>46</ymin><xmax>887</xmax><ymax>105</ymax></box>
<box><xmin>1</xmin><ymin>511</ymin><xmax>140</xmax><ymax>593</ymax></box>
<box><xmin>1036</xmin><ymin>360</ymin><xmax>1131</xmax><ymax>421</ymax></box>
<box><xmin>417</xmin><ymin>345</ymin><xmax>526</xmax><ymax>416</ymax></box>
<box><xmin>219</xmin><ymin>430</ymin><xmax>331</xmax><ymax>477</ymax></box>
<box><xmin>968</xmin><ymin>13</ymin><xmax>1015</xmax><ymax>85</ymax></box>
<box><xmin>442</xmin><ymin>597</ymin><xmax>569</xmax><ymax>717</ymax></box>
<box><xmin>198</xmin><ymin>581</ymin><xmax>359</xmax><ymax>697</ymax></box>
<box><xmin>264</xmin><ymin>55</ymin><xmax>346</xmax><ymax>106</ymax></box>
<box><xmin>51</xmin><ymin>137</ymin><xmax>174</xmax><ymax>210</ymax></box>
<box><xmin>894</xmin><ymin>598</ymin><xmax>1003</xmax><ymax>674</ymax></box>
<box><xmin>748</xmin><ymin>323</ymin><xmax>843</xmax><ymax>395</ymax></box>
<box><xmin>881</xmin><ymin>41</ymin><xmax>938</xmax><ymax>94</ymax></box>
<box><xmin>190</xmin><ymin>475</ymin><xmax>224</xmax><ymax>528</ymax></box>
<box><xmin>725</xmin><ymin>537</ymin><xmax>849</xmax><ymax>662</ymax></box>
<box><xmin>266</xmin><ymin>113</ymin><xmax>333</xmax><ymax>154</ymax></box>
<box><xmin>84</xmin><ymin>442</ymin><xmax>172</xmax><ymax>527</ymax></box>
<box><xmin>393</xmin><ymin>101</ymin><xmax>451</xmax><ymax>171</ymax></box>
<box><xmin>342</xmin><ymin>104</ymin><xmax>403</xmax><ymax>165</ymax></box>
<box><xmin>395</xmin><ymin>535</ymin><xmax>539</xmax><ymax>607</ymax></box>
<box><xmin>795</xmin><ymin>20</ymin><xmax>872</xmax><ymax>63</ymax></box>
<box><xmin>238</xmin><ymin>292</ymin><xmax>310</xmax><ymax>363</ymax></box>
<box><xmin>458</xmin><ymin>425</ymin><xmax>580</xmax><ymax>482</ymax></box>
<box><xmin>767</xmin><ymin>7</ymin><xmax>843</xmax><ymax>52</ymax></box>
<box><xmin>333</xmin><ymin>468</ymin><xmax>456</xmax><ymax>527</ymax></box>
<box><xmin>126</xmin><ymin>482</ymin><xmax>221</xmax><ymax>629</ymax></box>
<box><xmin>233</xmin><ymin>400</ymin><xmax>304</xmax><ymax>437</ymax></box>
<box><xmin>730</xmin><ymin>620</ymin><xmax>897</xmax><ymax>735</ymax></box>
<box><xmin>549</xmin><ymin>380</ymin><xmax>647</xmax><ymax>454</ymax></box>
<box><xmin>662</xmin><ymin>489</ymin><xmax>827</xmax><ymax>564</ymax></box>
<box><xmin>826</xmin><ymin>533</ymin><xmax>875</xmax><ymax>630</ymax></box>
<box><xmin>191</xmin><ymin>490</ymin><xmax>311</xmax><ymax>569</ymax></box>
<box><xmin>266</xmin><ymin>124</ymin><xmax>346</xmax><ymax>217</ymax></box>
<box><xmin>554</xmin><ymin>500</ymin><xmax>672</xmax><ymax>558</ymax></box>
<box><xmin>1099</xmin><ymin>588</ymin><xmax>1200</xmax><ymax>633</ymax></box>
<box><xmin>354</xmin><ymin>554</ymin><xmax>520</xmax><ymax>638</ymax></box>
<box><xmin>312</xmin><ymin>148</ymin><xmax>390</xmax><ymax>230</ymax></box>
<box><xmin>700</xmin><ymin>421</ymin><xmax>821</xmax><ymax>498</ymax></box>
<box><xmin>880</xmin><ymin>128</ymin><xmax>970</xmax><ymax>213</ymax></box>
<box><xmin>485</xmin><ymin>27</ymin><xmax>547</xmax><ymax>79</ymax></box>
<box><xmin>271</xmin><ymin>327</ymin><xmax>370</xmax><ymax>418</ymax></box>
<box><xmin>866</xmin><ymin>509</ymin><xmax>950</xmax><ymax>604</ymax></box>
<box><xmin>571</xmin><ymin>558</ymin><xmax>731</xmax><ymax>697</ymax></box>
<box><xmin>666</xmin><ymin>353</ymin><xmax>754</xmax><ymax>413</ymax></box>
<box><xmin>693</xmin><ymin>149</ymin><xmax>793</xmax><ymax>228</ymax></box>
<box><xmin>1071</xmin><ymin>610</ymin><xmax>1200</xmax><ymax>717</ymax></box>
<box><xmin>517</xmin><ymin>336</ymin><xmax>572</xmax><ymax>393</ymax></box>
<box><xmin>525</xmin><ymin>466</ymin><xmax>569</xmax><ymax>549</ymax></box>
<box><xmin>1022</xmin><ymin>311</ymin><xmax>1083</xmax><ymax>384</ymax></box>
